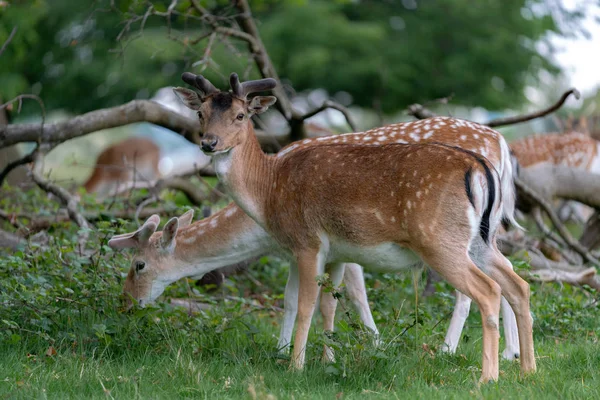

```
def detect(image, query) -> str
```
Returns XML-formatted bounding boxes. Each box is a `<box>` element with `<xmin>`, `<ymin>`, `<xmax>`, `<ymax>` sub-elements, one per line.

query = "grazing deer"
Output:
<box><xmin>83</xmin><ymin>137</ymin><xmax>161</xmax><ymax>196</ymax></box>
<box><xmin>109</xmin><ymin>95</ymin><xmax>524</xmax><ymax>362</ymax></box>
<box><xmin>510</xmin><ymin>131</ymin><xmax>600</xmax><ymax>221</ymax></box>
<box><xmin>171</xmin><ymin>72</ymin><xmax>535</xmax><ymax>382</ymax></box>
<box><xmin>108</xmin><ymin>208</ymin><xmax>379</xmax><ymax>357</ymax></box>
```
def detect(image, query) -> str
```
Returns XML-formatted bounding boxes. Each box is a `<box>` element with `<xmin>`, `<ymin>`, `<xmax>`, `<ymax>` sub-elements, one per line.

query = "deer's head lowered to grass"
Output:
<box><xmin>172</xmin><ymin>72</ymin><xmax>536</xmax><ymax>383</ymax></box>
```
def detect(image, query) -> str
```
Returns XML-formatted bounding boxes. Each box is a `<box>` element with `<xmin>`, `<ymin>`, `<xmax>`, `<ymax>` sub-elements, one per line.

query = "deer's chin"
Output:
<box><xmin>203</xmin><ymin>147</ymin><xmax>232</xmax><ymax>156</ymax></box>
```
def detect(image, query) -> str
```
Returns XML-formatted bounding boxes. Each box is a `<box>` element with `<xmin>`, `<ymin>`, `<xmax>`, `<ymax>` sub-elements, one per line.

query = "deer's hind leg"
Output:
<box><xmin>487</xmin><ymin>247</ymin><xmax>536</xmax><ymax>375</ymax></box>
<box><xmin>420</xmin><ymin>247</ymin><xmax>502</xmax><ymax>383</ymax></box>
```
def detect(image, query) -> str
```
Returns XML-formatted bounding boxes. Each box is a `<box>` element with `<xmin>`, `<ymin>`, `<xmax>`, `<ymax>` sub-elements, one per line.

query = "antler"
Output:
<box><xmin>229</xmin><ymin>72</ymin><xmax>277</xmax><ymax>99</ymax></box>
<box><xmin>181</xmin><ymin>72</ymin><xmax>219</xmax><ymax>96</ymax></box>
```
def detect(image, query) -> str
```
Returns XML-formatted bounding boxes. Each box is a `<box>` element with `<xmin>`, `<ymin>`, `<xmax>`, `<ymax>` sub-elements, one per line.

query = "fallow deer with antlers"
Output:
<box><xmin>109</xmin><ymin>80</ymin><xmax>526</xmax><ymax>363</ymax></box>
<box><xmin>109</xmin><ymin>115</ymin><xmax>526</xmax><ymax>362</ymax></box>
<box><xmin>171</xmin><ymin>72</ymin><xmax>535</xmax><ymax>382</ymax></box>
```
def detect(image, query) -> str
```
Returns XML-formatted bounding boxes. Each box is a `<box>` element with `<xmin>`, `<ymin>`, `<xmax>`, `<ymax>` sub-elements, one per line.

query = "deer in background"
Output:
<box><xmin>172</xmin><ymin>72</ymin><xmax>535</xmax><ymax>382</ymax></box>
<box><xmin>110</xmin><ymin>82</ymin><xmax>526</xmax><ymax>363</ymax></box>
<box><xmin>510</xmin><ymin>131</ymin><xmax>600</xmax><ymax>222</ymax></box>
<box><xmin>82</xmin><ymin>137</ymin><xmax>161</xmax><ymax>197</ymax></box>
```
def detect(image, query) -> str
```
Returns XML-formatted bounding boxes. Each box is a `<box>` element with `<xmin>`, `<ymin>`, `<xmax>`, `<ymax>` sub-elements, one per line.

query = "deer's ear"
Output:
<box><xmin>247</xmin><ymin>96</ymin><xmax>277</xmax><ymax>115</ymax></box>
<box><xmin>178</xmin><ymin>209</ymin><xmax>194</xmax><ymax>228</ymax></box>
<box><xmin>161</xmin><ymin>217</ymin><xmax>179</xmax><ymax>252</ymax></box>
<box><xmin>173</xmin><ymin>87</ymin><xmax>202</xmax><ymax>110</ymax></box>
<box><xmin>108</xmin><ymin>215</ymin><xmax>160</xmax><ymax>249</ymax></box>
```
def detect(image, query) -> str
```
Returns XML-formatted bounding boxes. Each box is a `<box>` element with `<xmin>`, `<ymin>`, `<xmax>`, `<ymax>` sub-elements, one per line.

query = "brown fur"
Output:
<box><xmin>83</xmin><ymin>137</ymin><xmax>160</xmax><ymax>195</ymax></box>
<box><xmin>172</xmin><ymin>74</ymin><xmax>536</xmax><ymax>382</ymax></box>
<box><xmin>510</xmin><ymin>131</ymin><xmax>598</xmax><ymax>170</ymax></box>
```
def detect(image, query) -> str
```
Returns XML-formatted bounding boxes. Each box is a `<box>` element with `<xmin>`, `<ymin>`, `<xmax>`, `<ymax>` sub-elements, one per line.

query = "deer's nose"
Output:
<box><xmin>201</xmin><ymin>136</ymin><xmax>218</xmax><ymax>153</ymax></box>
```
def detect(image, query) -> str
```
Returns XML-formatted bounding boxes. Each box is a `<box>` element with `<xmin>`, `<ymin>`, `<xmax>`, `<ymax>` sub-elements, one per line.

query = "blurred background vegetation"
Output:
<box><xmin>0</xmin><ymin>0</ymin><xmax>594</xmax><ymax>117</ymax></box>
<box><xmin>3</xmin><ymin>0</ymin><xmax>599</xmax><ymax>185</ymax></box>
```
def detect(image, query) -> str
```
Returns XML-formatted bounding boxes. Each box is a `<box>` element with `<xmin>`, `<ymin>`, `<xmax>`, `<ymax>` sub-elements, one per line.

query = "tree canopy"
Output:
<box><xmin>0</xmin><ymin>0</ymin><xmax>589</xmax><ymax>116</ymax></box>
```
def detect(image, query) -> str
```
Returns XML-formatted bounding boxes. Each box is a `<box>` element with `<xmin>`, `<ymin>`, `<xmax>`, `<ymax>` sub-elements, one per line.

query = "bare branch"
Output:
<box><xmin>486</xmin><ymin>88</ymin><xmax>581</xmax><ymax>127</ymax></box>
<box><xmin>30</xmin><ymin>154</ymin><xmax>90</xmax><ymax>253</ymax></box>
<box><xmin>0</xmin><ymin>145</ymin><xmax>38</xmax><ymax>186</ymax></box>
<box><xmin>0</xmin><ymin>26</ymin><xmax>17</xmax><ymax>57</ymax></box>
<box><xmin>299</xmin><ymin>100</ymin><xmax>357</xmax><ymax>132</ymax></box>
<box><xmin>1</xmin><ymin>100</ymin><xmax>288</xmax><ymax>150</ymax></box>
<box><xmin>232</xmin><ymin>0</ymin><xmax>294</xmax><ymax>120</ymax></box>
<box><xmin>407</xmin><ymin>89</ymin><xmax>579</xmax><ymax>128</ymax></box>
<box><xmin>406</xmin><ymin>103</ymin><xmax>437</xmax><ymax>120</ymax></box>
<box><xmin>0</xmin><ymin>100</ymin><xmax>198</xmax><ymax>148</ymax></box>
<box><xmin>498</xmin><ymin>234</ymin><xmax>600</xmax><ymax>290</ymax></box>
<box><xmin>531</xmin><ymin>207</ymin><xmax>582</xmax><ymax>264</ymax></box>
<box><xmin>514</xmin><ymin>176</ymin><xmax>600</xmax><ymax>266</ymax></box>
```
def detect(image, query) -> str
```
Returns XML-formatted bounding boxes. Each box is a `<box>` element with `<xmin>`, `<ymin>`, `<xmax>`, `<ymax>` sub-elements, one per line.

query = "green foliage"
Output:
<box><xmin>1</xmin><ymin>187</ymin><xmax>600</xmax><ymax>397</ymax></box>
<box><xmin>260</xmin><ymin>0</ymin><xmax>581</xmax><ymax>112</ymax></box>
<box><xmin>0</xmin><ymin>0</ymin><xmax>590</xmax><ymax>118</ymax></box>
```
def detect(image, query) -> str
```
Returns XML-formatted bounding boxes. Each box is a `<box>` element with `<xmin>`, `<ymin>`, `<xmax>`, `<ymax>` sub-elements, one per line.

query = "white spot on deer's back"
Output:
<box><xmin>181</xmin><ymin>236</ymin><xmax>196</xmax><ymax>244</ymax></box>
<box><xmin>225</xmin><ymin>207</ymin><xmax>237</xmax><ymax>218</ymax></box>
<box><xmin>277</xmin><ymin>143</ymin><xmax>299</xmax><ymax>158</ymax></box>
<box><xmin>460</xmin><ymin>135</ymin><xmax>467</xmax><ymax>141</ymax></box>
<box><xmin>209</xmin><ymin>217</ymin><xmax>219</xmax><ymax>228</ymax></box>
<box><xmin>423</xmin><ymin>131</ymin><xmax>434</xmax><ymax>139</ymax></box>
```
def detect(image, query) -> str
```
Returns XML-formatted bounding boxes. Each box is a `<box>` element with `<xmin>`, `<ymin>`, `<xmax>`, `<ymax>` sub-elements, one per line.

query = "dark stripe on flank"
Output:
<box><xmin>477</xmin><ymin>157</ymin><xmax>496</xmax><ymax>244</ymax></box>
<box><xmin>464</xmin><ymin>168</ymin><xmax>475</xmax><ymax>208</ymax></box>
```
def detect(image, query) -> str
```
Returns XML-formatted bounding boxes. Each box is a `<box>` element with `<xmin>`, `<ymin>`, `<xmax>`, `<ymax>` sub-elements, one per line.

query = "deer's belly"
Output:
<box><xmin>327</xmin><ymin>238</ymin><xmax>422</xmax><ymax>272</ymax></box>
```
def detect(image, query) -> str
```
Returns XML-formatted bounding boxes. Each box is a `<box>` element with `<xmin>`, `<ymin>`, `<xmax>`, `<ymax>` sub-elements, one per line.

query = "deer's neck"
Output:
<box><xmin>163</xmin><ymin>204</ymin><xmax>277</xmax><ymax>283</ymax></box>
<box><xmin>212</xmin><ymin>124</ymin><xmax>276</xmax><ymax>227</ymax></box>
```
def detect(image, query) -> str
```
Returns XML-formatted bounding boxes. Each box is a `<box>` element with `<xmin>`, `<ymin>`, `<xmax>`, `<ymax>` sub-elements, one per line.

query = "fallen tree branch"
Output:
<box><xmin>580</xmin><ymin>211</ymin><xmax>600</xmax><ymax>250</ymax></box>
<box><xmin>498</xmin><ymin>234</ymin><xmax>600</xmax><ymax>290</ymax></box>
<box><xmin>30</xmin><ymin>154</ymin><xmax>90</xmax><ymax>253</ymax></box>
<box><xmin>518</xmin><ymin>164</ymin><xmax>600</xmax><ymax>207</ymax></box>
<box><xmin>0</xmin><ymin>100</ymin><xmax>289</xmax><ymax>151</ymax></box>
<box><xmin>298</xmin><ymin>100</ymin><xmax>357</xmax><ymax>132</ymax></box>
<box><xmin>0</xmin><ymin>145</ymin><xmax>39</xmax><ymax>186</ymax></box>
<box><xmin>514</xmin><ymin>176</ymin><xmax>600</xmax><ymax>266</ymax></box>
<box><xmin>2</xmin><ymin>206</ymin><xmax>180</xmax><ymax>232</ymax></box>
<box><xmin>0</xmin><ymin>100</ymin><xmax>199</xmax><ymax>148</ymax></box>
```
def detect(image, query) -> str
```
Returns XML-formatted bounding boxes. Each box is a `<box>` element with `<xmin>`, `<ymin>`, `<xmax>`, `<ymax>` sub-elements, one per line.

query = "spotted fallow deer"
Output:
<box><xmin>83</xmin><ymin>137</ymin><xmax>161</xmax><ymax>196</ymax></box>
<box><xmin>510</xmin><ymin>131</ymin><xmax>600</xmax><ymax>221</ymax></box>
<box><xmin>171</xmin><ymin>72</ymin><xmax>535</xmax><ymax>382</ymax></box>
<box><xmin>109</xmin><ymin>86</ymin><xmax>524</xmax><ymax>362</ymax></box>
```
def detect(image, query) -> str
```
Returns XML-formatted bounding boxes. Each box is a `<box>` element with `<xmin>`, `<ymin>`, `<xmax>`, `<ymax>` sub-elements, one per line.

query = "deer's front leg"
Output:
<box><xmin>291</xmin><ymin>248</ymin><xmax>324</xmax><ymax>370</ymax></box>
<box><xmin>277</xmin><ymin>261</ymin><xmax>299</xmax><ymax>354</ymax></box>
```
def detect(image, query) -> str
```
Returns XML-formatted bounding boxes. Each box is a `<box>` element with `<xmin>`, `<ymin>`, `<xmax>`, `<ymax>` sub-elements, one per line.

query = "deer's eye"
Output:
<box><xmin>236</xmin><ymin>113</ymin><xmax>245</xmax><ymax>121</ymax></box>
<box><xmin>197</xmin><ymin>112</ymin><xmax>203</xmax><ymax>120</ymax></box>
<box><xmin>135</xmin><ymin>261</ymin><xmax>145</xmax><ymax>272</ymax></box>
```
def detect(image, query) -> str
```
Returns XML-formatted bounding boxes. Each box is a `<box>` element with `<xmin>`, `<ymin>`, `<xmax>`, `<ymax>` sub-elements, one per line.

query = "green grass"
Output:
<box><xmin>1</xmin><ymin>309</ymin><xmax>599</xmax><ymax>399</ymax></box>
<box><xmin>1</xmin><ymin>187</ymin><xmax>599</xmax><ymax>399</ymax></box>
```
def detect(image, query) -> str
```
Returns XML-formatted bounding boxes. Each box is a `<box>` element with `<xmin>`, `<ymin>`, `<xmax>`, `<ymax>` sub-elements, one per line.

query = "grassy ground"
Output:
<box><xmin>1</xmin><ymin>189</ymin><xmax>599</xmax><ymax>399</ymax></box>
<box><xmin>1</xmin><ymin>311</ymin><xmax>599</xmax><ymax>399</ymax></box>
